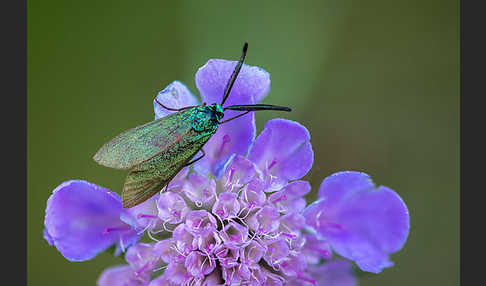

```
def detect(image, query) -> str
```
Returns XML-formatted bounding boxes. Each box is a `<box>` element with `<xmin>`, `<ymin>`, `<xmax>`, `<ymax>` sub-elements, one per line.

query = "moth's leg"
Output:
<box><xmin>154</xmin><ymin>98</ymin><xmax>197</xmax><ymax>112</ymax></box>
<box><xmin>220</xmin><ymin>111</ymin><xmax>251</xmax><ymax>124</ymax></box>
<box><xmin>185</xmin><ymin>149</ymin><xmax>206</xmax><ymax>166</ymax></box>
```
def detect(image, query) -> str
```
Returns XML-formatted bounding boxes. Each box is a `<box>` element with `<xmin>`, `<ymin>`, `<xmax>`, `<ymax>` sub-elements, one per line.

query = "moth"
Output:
<box><xmin>93</xmin><ymin>43</ymin><xmax>291</xmax><ymax>208</ymax></box>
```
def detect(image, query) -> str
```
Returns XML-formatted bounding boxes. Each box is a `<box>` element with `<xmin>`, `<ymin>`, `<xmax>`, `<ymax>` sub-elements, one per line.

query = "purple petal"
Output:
<box><xmin>220</xmin><ymin>221</ymin><xmax>248</xmax><ymax>245</ymax></box>
<box><xmin>193</xmin><ymin>231</ymin><xmax>222</xmax><ymax>254</ymax></box>
<box><xmin>248</xmin><ymin>119</ymin><xmax>314</xmax><ymax>181</ymax></box>
<box><xmin>153</xmin><ymin>81</ymin><xmax>199</xmax><ymax>119</ymax></box>
<box><xmin>303</xmin><ymin>171</ymin><xmax>410</xmax><ymax>273</ymax></box>
<box><xmin>167</xmin><ymin>166</ymin><xmax>190</xmax><ymax>193</ymax></box>
<box><xmin>195</xmin><ymin>59</ymin><xmax>270</xmax><ymax>106</ymax></box>
<box><xmin>268</xmin><ymin>181</ymin><xmax>311</xmax><ymax>214</ymax></box>
<box><xmin>240</xmin><ymin>240</ymin><xmax>266</xmax><ymax>265</ymax></box>
<box><xmin>148</xmin><ymin>275</ymin><xmax>177</xmax><ymax>286</ymax></box>
<box><xmin>278</xmin><ymin>213</ymin><xmax>306</xmax><ymax>239</ymax></box>
<box><xmin>239</xmin><ymin>177</ymin><xmax>267</xmax><ymax>211</ymax></box>
<box><xmin>235</xmin><ymin>263</ymin><xmax>252</xmax><ymax>281</ymax></box>
<box><xmin>125</xmin><ymin>243</ymin><xmax>162</xmax><ymax>275</ymax></box>
<box><xmin>185</xmin><ymin>251</ymin><xmax>216</xmax><ymax>278</ymax></box>
<box><xmin>194</xmin><ymin>59</ymin><xmax>269</xmax><ymax>178</ymax></box>
<box><xmin>262</xmin><ymin>268</ymin><xmax>284</xmax><ymax>286</ymax></box>
<box><xmin>246</xmin><ymin>205</ymin><xmax>280</xmax><ymax>234</ymax></box>
<box><xmin>247</xmin><ymin>266</ymin><xmax>267</xmax><ymax>285</ymax></box>
<box><xmin>302</xmin><ymin>234</ymin><xmax>333</xmax><ymax>264</ymax></box>
<box><xmin>222</xmin><ymin>265</ymin><xmax>244</xmax><ymax>285</ymax></box>
<box><xmin>43</xmin><ymin>228</ymin><xmax>54</xmax><ymax>246</ymax></box>
<box><xmin>152</xmin><ymin>239</ymin><xmax>184</xmax><ymax>264</ymax></box>
<box><xmin>97</xmin><ymin>265</ymin><xmax>149</xmax><ymax>286</ymax></box>
<box><xmin>172</xmin><ymin>224</ymin><xmax>196</xmax><ymax>254</ymax></box>
<box><xmin>182</xmin><ymin>172</ymin><xmax>217</xmax><ymax>207</ymax></box>
<box><xmin>44</xmin><ymin>180</ymin><xmax>140</xmax><ymax>261</ymax></box>
<box><xmin>185</xmin><ymin>210</ymin><xmax>218</xmax><ymax>236</ymax></box>
<box><xmin>156</xmin><ymin>191</ymin><xmax>189</xmax><ymax>224</ymax></box>
<box><xmin>317</xmin><ymin>170</ymin><xmax>375</xmax><ymax>205</ymax></box>
<box><xmin>307</xmin><ymin>259</ymin><xmax>358</xmax><ymax>286</ymax></box>
<box><xmin>263</xmin><ymin>238</ymin><xmax>290</xmax><ymax>266</ymax></box>
<box><xmin>212</xmin><ymin>192</ymin><xmax>241</xmax><ymax>220</ymax></box>
<box><xmin>202</xmin><ymin>268</ymin><xmax>225</xmax><ymax>285</ymax></box>
<box><xmin>214</xmin><ymin>243</ymin><xmax>240</xmax><ymax>268</ymax></box>
<box><xmin>121</xmin><ymin>195</ymin><xmax>161</xmax><ymax>232</ymax></box>
<box><xmin>279</xmin><ymin>254</ymin><xmax>307</xmax><ymax>277</ymax></box>
<box><xmin>160</xmin><ymin>262</ymin><xmax>191</xmax><ymax>285</ymax></box>
<box><xmin>221</xmin><ymin>155</ymin><xmax>257</xmax><ymax>192</ymax></box>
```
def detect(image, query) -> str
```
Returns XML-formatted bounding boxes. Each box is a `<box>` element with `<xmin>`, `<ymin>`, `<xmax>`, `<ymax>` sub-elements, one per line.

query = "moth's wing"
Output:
<box><xmin>122</xmin><ymin>127</ymin><xmax>215</xmax><ymax>208</ymax></box>
<box><xmin>121</xmin><ymin>168</ymin><xmax>168</xmax><ymax>209</ymax></box>
<box><xmin>93</xmin><ymin>108</ymin><xmax>195</xmax><ymax>170</ymax></box>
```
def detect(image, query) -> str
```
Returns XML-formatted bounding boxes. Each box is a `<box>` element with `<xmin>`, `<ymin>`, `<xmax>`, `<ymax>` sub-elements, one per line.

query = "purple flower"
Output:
<box><xmin>156</xmin><ymin>192</ymin><xmax>189</xmax><ymax>224</ymax></box>
<box><xmin>43</xmin><ymin>180</ymin><xmax>140</xmax><ymax>261</ymax></box>
<box><xmin>185</xmin><ymin>250</ymin><xmax>216</xmax><ymax>278</ymax></box>
<box><xmin>286</xmin><ymin>260</ymin><xmax>358</xmax><ymax>286</ymax></box>
<box><xmin>301</xmin><ymin>234</ymin><xmax>333</xmax><ymax>264</ymax></box>
<box><xmin>44</xmin><ymin>56</ymin><xmax>410</xmax><ymax>285</ymax></box>
<box><xmin>181</xmin><ymin>172</ymin><xmax>217</xmax><ymax>208</ymax></box>
<box><xmin>185</xmin><ymin>209</ymin><xmax>218</xmax><ymax>236</ymax></box>
<box><xmin>268</xmin><ymin>180</ymin><xmax>311</xmax><ymax>213</ymax></box>
<box><xmin>212</xmin><ymin>192</ymin><xmax>241</xmax><ymax>220</ymax></box>
<box><xmin>221</xmin><ymin>155</ymin><xmax>256</xmax><ymax>192</ymax></box>
<box><xmin>246</xmin><ymin>205</ymin><xmax>281</xmax><ymax>234</ymax></box>
<box><xmin>122</xmin><ymin>194</ymin><xmax>162</xmax><ymax>233</ymax></box>
<box><xmin>303</xmin><ymin>171</ymin><xmax>410</xmax><ymax>273</ymax></box>
<box><xmin>97</xmin><ymin>265</ymin><xmax>149</xmax><ymax>286</ymax></box>
<box><xmin>248</xmin><ymin>118</ymin><xmax>314</xmax><ymax>192</ymax></box>
<box><xmin>172</xmin><ymin>223</ymin><xmax>195</xmax><ymax>254</ymax></box>
<box><xmin>219</xmin><ymin>221</ymin><xmax>248</xmax><ymax>245</ymax></box>
<box><xmin>125</xmin><ymin>243</ymin><xmax>163</xmax><ymax>276</ymax></box>
<box><xmin>240</xmin><ymin>240</ymin><xmax>266</xmax><ymax>265</ymax></box>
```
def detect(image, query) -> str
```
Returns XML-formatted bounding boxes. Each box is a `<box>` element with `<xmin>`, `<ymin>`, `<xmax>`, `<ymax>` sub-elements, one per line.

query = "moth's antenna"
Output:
<box><xmin>221</xmin><ymin>104</ymin><xmax>291</xmax><ymax>124</ymax></box>
<box><xmin>224</xmin><ymin>104</ymin><xmax>291</xmax><ymax>112</ymax></box>
<box><xmin>221</xmin><ymin>42</ymin><xmax>248</xmax><ymax>106</ymax></box>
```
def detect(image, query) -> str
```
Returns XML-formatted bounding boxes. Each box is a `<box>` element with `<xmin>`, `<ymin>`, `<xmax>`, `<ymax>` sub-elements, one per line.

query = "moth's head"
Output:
<box><xmin>208</xmin><ymin>104</ymin><xmax>224</xmax><ymax>122</ymax></box>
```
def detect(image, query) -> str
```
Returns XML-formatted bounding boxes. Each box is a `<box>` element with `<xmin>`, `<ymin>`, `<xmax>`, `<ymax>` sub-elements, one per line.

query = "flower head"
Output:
<box><xmin>44</xmin><ymin>55</ymin><xmax>409</xmax><ymax>285</ymax></box>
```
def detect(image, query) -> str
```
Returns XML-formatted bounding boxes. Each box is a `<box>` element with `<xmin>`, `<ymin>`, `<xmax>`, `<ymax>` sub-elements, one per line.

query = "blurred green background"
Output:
<box><xmin>28</xmin><ymin>0</ymin><xmax>459</xmax><ymax>285</ymax></box>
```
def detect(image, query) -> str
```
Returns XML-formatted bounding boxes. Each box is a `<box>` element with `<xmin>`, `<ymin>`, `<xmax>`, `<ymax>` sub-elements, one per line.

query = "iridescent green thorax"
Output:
<box><xmin>189</xmin><ymin>104</ymin><xmax>224</xmax><ymax>132</ymax></box>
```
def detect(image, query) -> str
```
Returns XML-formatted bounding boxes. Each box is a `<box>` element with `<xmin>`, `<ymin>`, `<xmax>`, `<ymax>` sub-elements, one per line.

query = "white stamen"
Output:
<box><xmin>147</xmin><ymin>230</ymin><xmax>160</xmax><ymax>242</ymax></box>
<box><xmin>152</xmin><ymin>265</ymin><xmax>167</xmax><ymax>272</ymax></box>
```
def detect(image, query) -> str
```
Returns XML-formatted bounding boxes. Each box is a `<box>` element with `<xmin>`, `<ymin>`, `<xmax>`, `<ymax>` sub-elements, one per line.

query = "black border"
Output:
<box><xmin>2</xmin><ymin>0</ymin><xmax>27</xmax><ymax>284</ymax></box>
<box><xmin>461</xmin><ymin>0</ymin><xmax>484</xmax><ymax>285</ymax></box>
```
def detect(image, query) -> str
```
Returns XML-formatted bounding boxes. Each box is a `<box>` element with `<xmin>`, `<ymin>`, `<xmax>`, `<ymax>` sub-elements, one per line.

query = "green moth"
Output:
<box><xmin>93</xmin><ymin>43</ymin><xmax>291</xmax><ymax>208</ymax></box>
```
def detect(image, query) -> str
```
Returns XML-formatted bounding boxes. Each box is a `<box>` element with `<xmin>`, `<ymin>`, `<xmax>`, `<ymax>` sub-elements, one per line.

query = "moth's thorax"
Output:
<box><xmin>210</xmin><ymin>104</ymin><xmax>225</xmax><ymax>120</ymax></box>
<box><xmin>189</xmin><ymin>104</ymin><xmax>223</xmax><ymax>132</ymax></box>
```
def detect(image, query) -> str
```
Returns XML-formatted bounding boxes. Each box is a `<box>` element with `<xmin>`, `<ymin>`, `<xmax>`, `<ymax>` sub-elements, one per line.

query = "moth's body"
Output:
<box><xmin>93</xmin><ymin>104</ymin><xmax>224</xmax><ymax>208</ymax></box>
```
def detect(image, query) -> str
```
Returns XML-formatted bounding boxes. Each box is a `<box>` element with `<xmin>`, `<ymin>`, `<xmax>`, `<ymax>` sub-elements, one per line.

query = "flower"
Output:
<box><xmin>43</xmin><ymin>180</ymin><xmax>140</xmax><ymax>261</ymax></box>
<box><xmin>44</xmin><ymin>57</ymin><xmax>410</xmax><ymax>285</ymax></box>
<box><xmin>303</xmin><ymin>171</ymin><xmax>410</xmax><ymax>274</ymax></box>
